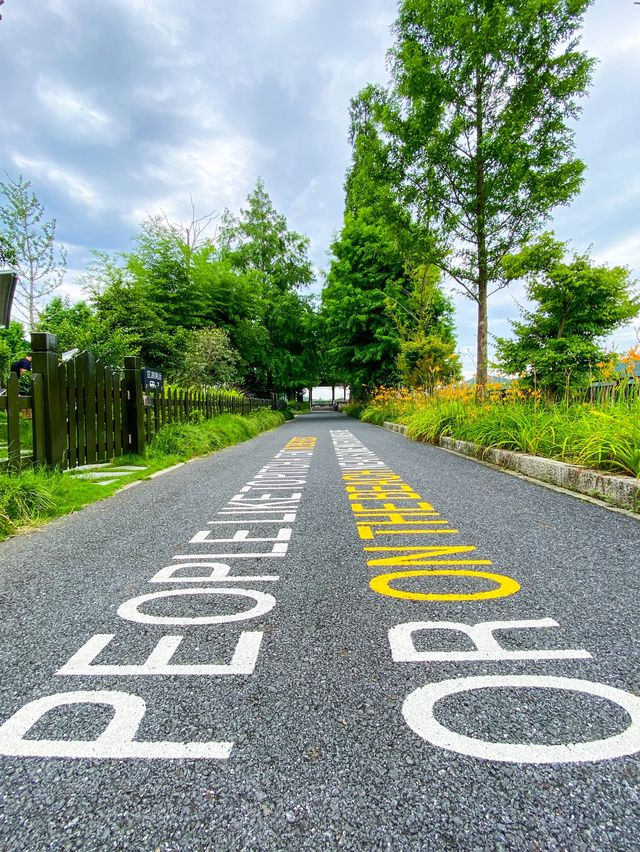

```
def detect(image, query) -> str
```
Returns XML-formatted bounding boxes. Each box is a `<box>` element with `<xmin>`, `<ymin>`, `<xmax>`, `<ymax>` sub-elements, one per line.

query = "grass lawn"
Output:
<box><xmin>0</xmin><ymin>409</ymin><xmax>289</xmax><ymax>540</ymax></box>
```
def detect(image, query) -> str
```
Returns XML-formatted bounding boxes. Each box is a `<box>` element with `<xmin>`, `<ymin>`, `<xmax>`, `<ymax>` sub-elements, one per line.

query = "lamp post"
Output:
<box><xmin>0</xmin><ymin>251</ymin><xmax>17</xmax><ymax>328</ymax></box>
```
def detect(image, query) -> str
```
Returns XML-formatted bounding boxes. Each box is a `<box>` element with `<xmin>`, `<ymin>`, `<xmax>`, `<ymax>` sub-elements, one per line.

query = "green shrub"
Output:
<box><xmin>343</xmin><ymin>402</ymin><xmax>366</xmax><ymax>419</ymax></box>
<box><xmin>286</xmin><ymin>401</ymin><xmax>310</xmax><ymax>414</ymax></box>
<box><xmin>146</xmin><ymin>411</ymin><xmax>285</xmax><ymax>461</ymax></box>
<box><xmin>0</xmin><ymin>470</ymin><xmax>56</xmax><ymax>535</ymax></box>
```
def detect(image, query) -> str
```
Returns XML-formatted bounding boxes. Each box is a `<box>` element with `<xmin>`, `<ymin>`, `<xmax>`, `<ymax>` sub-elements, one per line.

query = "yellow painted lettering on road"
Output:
<box><xmin>352</xmin><ymin>502</ymin><xmax>436</xmax><ymax>513</ymax></box>
<box><xmin>330</xmin><ymin>429</ymin><xmax>520</xmax><ymax>604</ymax></box>
<box><xmin>358</xmin><ymin>527</ymin><xmax>459</xmax><ymax>540</ymax></box>
<box><xmin>284</xmin><ymin>437</ymin><xmax>317</xmax><ymax>450</ymax></box>
<box><xmin>370</xmin><ymin>570</ymin><xmax>521</xmax><ymax>601</ymax></box>
<box><xmin>365</xmin><ymin>545</ymin><xmax>490</xmax><ymax>567</ymax></box>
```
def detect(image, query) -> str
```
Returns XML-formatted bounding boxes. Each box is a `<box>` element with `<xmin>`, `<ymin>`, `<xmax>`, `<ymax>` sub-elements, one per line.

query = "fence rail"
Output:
<box><xmin>0</xmin><ymin>333</ymin><xmax>277</xmax><ymax>473</ymax></box>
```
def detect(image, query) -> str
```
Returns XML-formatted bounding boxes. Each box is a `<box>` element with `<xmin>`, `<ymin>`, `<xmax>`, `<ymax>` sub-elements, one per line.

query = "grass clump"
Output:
<box><xmin>145</xmin><ymin>410</ymin><xmax>285</xmax><ymax>461</ymax></box>
<box><xmin>0</xmin><ymin>409</ymin><xmax>287</xmax><ymax>540</ymax></box>
<box><xmin>0</xmin><ymin>469</ymin><xmax>57</xmax><ymax>536</ymax></box>
<box><xmin>353</xmin><ymin>383</ymin><xmax>640</xmax><ymax>479</ymax></box>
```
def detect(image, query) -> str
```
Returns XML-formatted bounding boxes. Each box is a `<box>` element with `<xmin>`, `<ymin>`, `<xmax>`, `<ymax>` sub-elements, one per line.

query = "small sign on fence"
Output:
<box><xmin>141</xmin><ymin>368</ymin><xmax>163</xmax><ymax>392</ymax></box>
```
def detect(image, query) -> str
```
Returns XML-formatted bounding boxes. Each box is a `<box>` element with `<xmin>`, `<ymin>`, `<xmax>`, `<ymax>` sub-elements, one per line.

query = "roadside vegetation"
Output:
<box><xmin>0</xmin><ymin>408</ymin><xmax>289</xmax><ymax>539</ymax></box>
<box><xmin>351</xmin><ymin>350</ymin><xmax>640</xmax><ymax>479</ymax></box>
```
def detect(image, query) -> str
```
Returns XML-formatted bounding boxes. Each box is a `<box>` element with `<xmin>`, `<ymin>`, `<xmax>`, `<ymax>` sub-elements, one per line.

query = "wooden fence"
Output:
<box><xmin>0</xmin><ymin>332</ymin><xmax>277</xmax><ymax>473</ymax></box>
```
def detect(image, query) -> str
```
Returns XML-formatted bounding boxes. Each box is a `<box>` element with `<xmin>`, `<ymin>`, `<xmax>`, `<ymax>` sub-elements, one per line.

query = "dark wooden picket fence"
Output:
<box><xmin>0</xmin><ymin>332</ymin><xmax>276</xmax><ymax>473</ymax></box>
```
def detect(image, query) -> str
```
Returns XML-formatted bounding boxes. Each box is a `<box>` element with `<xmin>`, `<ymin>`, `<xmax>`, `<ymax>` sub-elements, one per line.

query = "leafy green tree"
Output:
<box><xmin>171</xmin><ymin>326</ymin><xmax>241</xmax><ymax>388</ymax></box>
<box><xmin>398</xmin><ymin>335</ymin><xmax>461</xmax><ymax>392</ymax></box>
<box><xmin>78</xmin><ymin>188</ymin><xmax>319</xmax><ymax>392</ymax></box>
<box><xmin>81</xmin><ymin>251</ymin><xmax>174</xmax><ymax>369</ymax></box>
<box><xmin>387</xmin><ymin>264</ymin><xmax>461</xmax><ymax>390</ymax></box>
<box><xmin>322</xmin><ymin>212</ymin><xmax>406</xmax><ymax>397</ymax></box>
<box><xmin>0</xmin><ymin>321</ymin><xmax>28</xmax><ymax>385</ymax></box>
<box><xmin>221</xmin><ymin>179</ymin><xmax>314</xmax><ymax>293</ymax></box>
<box><xmin>495</xmin><ymin>236</ymin><xmax>640</xmax><ymax>396</ymax></box>
<box><xmin>353</xmin><ymin>0</ymin><xmax>595</xmax><ymax>388</ymax></box>
<box><xmin>36</xmin><ymin>296</ymin><xmax>134</xmax><ymax>366</ymax></box>
<box><xmin>0</xmin><ymin>174</ymin><xmax>66</xmax><ymax>329</ymax></box>
<box><xmin>221</xmin><ymin>179</ymin><xmax>317</xmax><ymax>394</ymax></box>
<box><xmin>0</xmin><ymin>232</ymin><xmax>16</xmax><ymax>265</ymax></box>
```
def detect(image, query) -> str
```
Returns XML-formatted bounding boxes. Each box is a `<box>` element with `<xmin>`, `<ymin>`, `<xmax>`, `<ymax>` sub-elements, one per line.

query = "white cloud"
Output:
<box><xmin>581</xmin><ymin>3</ymin><xmax>640</xmax><ymax>65</ymax></box>
<box><xmin>594</xmin><ymin>232</ymin><xmax>640</xmax><ymax>273</ymax></box>
<box><xmin>126</xmin><ymin>134</ymin><xmax>267</xmax><ymax>227</ymax></box>
<box><xmin>313</xmin><ymin>54</ymin><xmax>388</xmax><ymax>130</ymax></box>
<box><xmin>262</xmin><ymin>0</ymin><xmax>317</xmax><ymax>23</ymax></box>
<box><xmin>11</xmin><ymin>154</ymin><xmax>105</xmax><ymax>211</ymax></box>
<box><xmin>109</xmin><ymin>0</ymin><xmax>189</xmax><ymax>48</ymax></box>
<box><xmin>36</xmin><ymin>80</ymin><xmax>127</xmax><ymax>145</ymax></box>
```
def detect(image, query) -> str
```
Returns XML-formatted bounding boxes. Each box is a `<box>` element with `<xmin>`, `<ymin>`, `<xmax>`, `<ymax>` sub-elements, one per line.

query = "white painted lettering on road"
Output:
<box><xmin>389</xmin><ymin>619</ymin><xmax>592</xmax><ymax>662</ymax></box>
<box><xmin>149</xmin><ymin>562</ymin><xmax>279</xmax><ymax>583</ymax></box>
<box><xmin>0</xmin><ymin>691</ymin><xmax>233</xmax><ymax>759</ymax></box>
<box><xmin>403</xmin><ymin>675</ymin><xmax>640</xmax><ymax>764</ymax></box>
<box><xmin>56</xmin><ymin>632</ymin><xmax>263</xmax><ymax>676</ymax></box>
<box><xmin>117</xmin><ymin>587</ymin><xmax>276</xmax><ymax>625</ymax></box>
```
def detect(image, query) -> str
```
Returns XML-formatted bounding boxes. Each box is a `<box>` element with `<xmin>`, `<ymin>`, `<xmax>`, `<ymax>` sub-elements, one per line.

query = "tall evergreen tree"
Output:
<box><xmin>353</xmin><ymin>0</ymin><xmax>594</xmax><ymax>388</ymax></box>
<box><xmin>221</xmin><ymin>179</ymin><xmax>317</xmax><ymax>395</ymax></box>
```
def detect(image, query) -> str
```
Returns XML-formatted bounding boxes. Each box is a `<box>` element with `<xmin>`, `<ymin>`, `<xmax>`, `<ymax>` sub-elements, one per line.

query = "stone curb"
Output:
<box><xmin>382</xmin><ymin>421</ymin><xmax>640</xmax><ymax>512</ymax></box>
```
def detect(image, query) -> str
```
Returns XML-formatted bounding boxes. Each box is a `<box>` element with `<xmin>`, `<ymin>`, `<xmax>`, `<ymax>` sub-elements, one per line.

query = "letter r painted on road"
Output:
<box><xmin>389</xmin><ymin>619</ymin><xmax>592</xmax><ymax>662</ymax></box>
<box><xmin>0</xmin><ymin>691</ymin><xmax>233</xmax><ymax>760</ymax></box>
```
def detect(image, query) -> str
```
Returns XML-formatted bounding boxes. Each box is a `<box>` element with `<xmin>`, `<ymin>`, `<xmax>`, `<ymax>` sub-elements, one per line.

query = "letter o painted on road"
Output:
<box><xmin>370</xmin><ymin>569</ymin><xmax>520</xmax><ymax>601</ymax></box>
<box><xmin>402</xmin><ymin>675</ymin><xmax>640</xmax><ymax>764</ymax></box>
<box><xmin>117</xmin><ymin>587</ymin><xmax>275</xmax><ymax>625</ymax></box>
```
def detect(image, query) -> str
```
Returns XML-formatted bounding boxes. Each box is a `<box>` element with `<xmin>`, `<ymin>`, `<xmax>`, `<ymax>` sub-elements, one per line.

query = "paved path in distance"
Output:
<box><xmin>1</xmin><ymin>412</ymin><xmax>639</xmax><ymax>850</ymax></box>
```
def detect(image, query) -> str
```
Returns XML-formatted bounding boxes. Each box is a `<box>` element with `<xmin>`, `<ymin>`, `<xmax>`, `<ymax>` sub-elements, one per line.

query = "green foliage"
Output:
<box><xmin>35</xmin><ymin>296</ymin><xmax>134</xmax><ymax>366</ymax></box>
<box><xmin>221</xmin><ymin>179</ymin><xmax>319</xmax><ymax>393</ymax></box>
<box><xmin>322</xmin><ymin>211</ymin><xmax>407</xmax><ymax>396</ymax></box>
<box><xmin>75</xmin><ymin>181</ymin><xmax>319</xmax><ymax>396</ymax></box>
<box><xmin>398</xmin><ymin>334</ymin><xmax>461</xmax><ymax>392</ymax></box>
<box><xmin>0</xmin><ymin>231</ymin><xmax>16</xmax><ymax>265</ymax></box>
<box><xmin>221</xmin><ymin>178</ymin><xmax>314</xmax><ymax>292</ymax></box>
<box><xmin>0</xmin><ymin>469</ymin><xmax>56</xmax><ymax>536</ymax></box>
<box><xmin>496</xmin><ymin>237</ymin><xmax>640</xmax><ymax>396</ymax></box>
<box><xmin>348</xmin><ymin>0</ymin><xmax>595</xmax><ymax>385</ymax></box>
<box><xmin>145</xmin><ymin>410</ymin><xmax>285</xmax><ymax>460</ymax></box>
<box><xmin>0</xmin><ymin>409</ymin><xmax>287</xmax><ymax>539</ymax></box>
<box><xmin>0</xmin><ymin>321</ymin><xmax>28</xmax><ymax>382</ymax></box>
<box><xmin>321</xmin><ymin>211</ymin><xmax>458</xmax><ymax>397</ymax></box>
<box><xmin>170</xmin><ymin>326</ymin><xmax>241</xmax><ymax>388</ymax></box>
<box><xmin>387</xmin><ymin>264</ymin><xmax>461</xmax><ymax>390</ymax></box>
<box><xmin>342</xmin><ymin>402</ymin><xmax>366</xmax><ymax>419</ymax></box>
<box><xmin>363</xmin><ymin>389</ymin><xmax>640</xmax><ymax>479</ymax></box>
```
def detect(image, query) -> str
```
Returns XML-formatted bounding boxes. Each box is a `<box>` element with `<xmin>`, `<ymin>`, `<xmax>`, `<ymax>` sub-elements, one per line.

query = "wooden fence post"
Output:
<box><xmin>124</xmin><ymin>357</ymin><xmax>145</xmax><ymax>455</ymax></box>
<box><xmin>30</xmin><ymin>332</ymin><xmax>66</xmax><ymax>469</ymax></box>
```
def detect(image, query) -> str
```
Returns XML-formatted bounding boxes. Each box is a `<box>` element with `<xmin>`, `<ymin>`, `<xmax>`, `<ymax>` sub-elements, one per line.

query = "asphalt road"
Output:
<box><xmin>1</xmin><ymin>412</ymin><xmax>639</xmax><ymax>851</ymax></box>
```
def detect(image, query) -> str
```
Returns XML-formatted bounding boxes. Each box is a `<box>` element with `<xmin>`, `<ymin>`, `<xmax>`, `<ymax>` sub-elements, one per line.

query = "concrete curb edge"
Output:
<box><xmin>382</xmin><ymin>421</ymin><xmax>640</xmax><ymax>513</ymax></box>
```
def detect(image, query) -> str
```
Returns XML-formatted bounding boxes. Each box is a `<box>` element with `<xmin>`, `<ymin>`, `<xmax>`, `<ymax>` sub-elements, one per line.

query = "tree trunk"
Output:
<box><xmin>474</xmin><ymin>51</ymin><xmax>488</xmax><ymax>394</ymax></box>
<box><xmin>476</xmin><ymin>284</ymin><xmax>488</xmax><ymax>389</ymax></box>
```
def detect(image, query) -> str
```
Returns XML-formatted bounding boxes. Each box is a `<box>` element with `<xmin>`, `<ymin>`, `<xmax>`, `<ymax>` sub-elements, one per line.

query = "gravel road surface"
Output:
<box><xmin>1</xmin><ymin>412</ymin><xmax>639</xmax><ymax>851</ymax></box>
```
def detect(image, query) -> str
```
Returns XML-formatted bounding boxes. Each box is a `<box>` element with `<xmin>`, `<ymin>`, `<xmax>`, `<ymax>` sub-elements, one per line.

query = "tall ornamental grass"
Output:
<box><xmin>358</xmin><ymin>354</ymin><xmax>640</xmax><ymax>478</ymax></box>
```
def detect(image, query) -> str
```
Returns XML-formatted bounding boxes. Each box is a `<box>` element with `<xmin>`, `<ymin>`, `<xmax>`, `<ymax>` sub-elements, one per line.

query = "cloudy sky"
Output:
<box><xmin>1</xmin><ymin>0</ymin><xmax>638</xmax><ymax>375</ymax></box>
